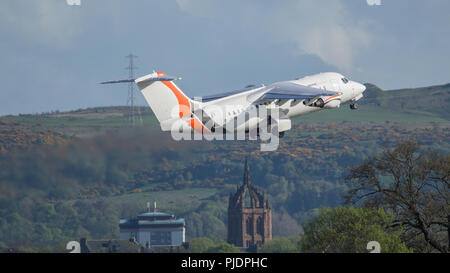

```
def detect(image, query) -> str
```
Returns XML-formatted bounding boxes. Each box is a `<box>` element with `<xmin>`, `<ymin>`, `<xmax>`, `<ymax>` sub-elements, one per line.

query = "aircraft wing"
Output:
<box><xmin>195</xmin><ymin>85</ymin><xmax>263</xmax><ymax>102</ymax></box>
<box><xmin>194</xmin><ymin>81</ymin><xmax>338</xmax><ymax>103</ymax></box>
<box><xmin>259</xmin><ymin>81</ymin><xmax>339</xmax><ymax>101</ymax></box>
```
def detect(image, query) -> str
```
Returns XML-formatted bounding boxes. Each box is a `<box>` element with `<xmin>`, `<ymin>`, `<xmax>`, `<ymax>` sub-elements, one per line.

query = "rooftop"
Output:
<box><xmin>120</xmin><ymin>218</ymin><xmax>185</xmax><ymax>228</ymax></box>
<box><xmin>138</xmin><ymin>212</ymin><xmax>173</xmax><ymax>218</ymax></box>
<box><xmin>119</xmin><ymin>209</ymin><xmax>185</xmax><ymax>228</ymax></box>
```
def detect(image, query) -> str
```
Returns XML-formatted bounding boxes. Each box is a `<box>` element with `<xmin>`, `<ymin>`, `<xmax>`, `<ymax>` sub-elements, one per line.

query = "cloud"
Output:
<box><xmin>176</xmin><ymin>0</ymin><xmax>373</xmax><ymax>72</ymax></box>
<box><xmin>0</xmin><ymin>0</ymin><xmax>84</xmax><ymax>48</ymax></box>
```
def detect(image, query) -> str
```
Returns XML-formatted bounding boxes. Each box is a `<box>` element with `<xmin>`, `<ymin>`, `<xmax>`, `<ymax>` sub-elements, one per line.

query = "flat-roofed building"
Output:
<box><xmin>119</xmin><ymin>210</ymin><xmax>185</xmax><ymax>247</ymax></box>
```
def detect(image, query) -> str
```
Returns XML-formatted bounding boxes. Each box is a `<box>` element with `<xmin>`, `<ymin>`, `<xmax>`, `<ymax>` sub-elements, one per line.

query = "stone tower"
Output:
<box><xmin>227</xmin><ymin>158</ymin><xmax>272</xmax><ymax>248</ymax></box>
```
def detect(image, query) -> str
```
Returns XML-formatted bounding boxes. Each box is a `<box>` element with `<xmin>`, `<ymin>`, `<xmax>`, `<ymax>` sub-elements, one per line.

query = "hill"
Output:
<box><xmin>361</xmin><ymin>82</ymin><xmax>450</xmax><ymax>120</ymax></box>
<box><xmin>0</xmin><ymin>106</ymin><xmax>160</xmax><ymax>138</ymax></box>
<box><xmin>295</xmin><ymin>82</ymin><xmax>450</xmax><ymax>123</ymax></box>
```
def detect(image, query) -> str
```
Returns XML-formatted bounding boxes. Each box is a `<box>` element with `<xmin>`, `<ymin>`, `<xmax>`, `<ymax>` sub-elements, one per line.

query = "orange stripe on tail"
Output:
<box><xmin>160</xmin><ymin>79</ymin><xmax>191</xmax><ymax>118</ymax></box>
<box><xmin>186</xmin><ymin>118</ymin><xmax>211</xmax><ymax>134</ymax></box>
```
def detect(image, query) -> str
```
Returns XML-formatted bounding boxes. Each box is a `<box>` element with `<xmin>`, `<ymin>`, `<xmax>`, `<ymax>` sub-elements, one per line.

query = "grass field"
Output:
<box><xmin>294</xmin><ymin>105</ymin><xmax>448</xmax><ymax>123</ymax></box>
<box><xmin>70</xmin><ymin>187</ymin><xmax>219</xmax><ymax>217</ymax></box>
<box><xmin>2</xmin><ymin>111</ymin><xmax>159</xmax><ymax>128</ymax></box>
<box><xmin>110</xmin><ymin>187</ymin><xmax>217</xmax><ymax>204</ymax></box>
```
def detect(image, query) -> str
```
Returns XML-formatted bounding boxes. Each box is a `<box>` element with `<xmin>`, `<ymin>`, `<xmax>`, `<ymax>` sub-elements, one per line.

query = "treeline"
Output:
<box><xmin>172</xmin><ymin>206</ymin><xmax>411</xmax><ymax>253</ymax></box>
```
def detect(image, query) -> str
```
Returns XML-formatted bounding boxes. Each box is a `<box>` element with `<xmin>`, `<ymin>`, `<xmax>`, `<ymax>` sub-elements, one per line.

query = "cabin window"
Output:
<box><xmin>341</xmin><ymin>78</ymin><xmax>349</xmax><ymax>84</ymax></box>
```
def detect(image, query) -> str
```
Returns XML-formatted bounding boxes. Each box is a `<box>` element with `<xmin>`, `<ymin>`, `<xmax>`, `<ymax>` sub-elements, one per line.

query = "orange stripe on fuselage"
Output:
<box><xmin>160</xmin><ymin>78</ymin><xmax>191</xmax><ymax>118</ymax></box>
<box><xmin>324</xmin><ymin>94</ymin><xmax>340</xmax><ymax>103</ymax></box>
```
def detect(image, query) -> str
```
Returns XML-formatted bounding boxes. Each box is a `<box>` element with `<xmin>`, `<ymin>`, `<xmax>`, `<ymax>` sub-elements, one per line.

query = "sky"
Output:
<box><xmin>0</xmin><ymin>0</ymin><xmax>449</xmax><ymax>115</ymax></box>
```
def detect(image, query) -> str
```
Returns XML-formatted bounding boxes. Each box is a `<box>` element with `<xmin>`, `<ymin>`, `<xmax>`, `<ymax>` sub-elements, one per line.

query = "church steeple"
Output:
<box><xmin>228</xmin><ymin>157</ymin><xmax>272</xmax><ymax>249</ymax></box>
<box><xmin>243</xmin><ymin>157</ymin><xmax>250</xmax><ymax>186</ymax></box>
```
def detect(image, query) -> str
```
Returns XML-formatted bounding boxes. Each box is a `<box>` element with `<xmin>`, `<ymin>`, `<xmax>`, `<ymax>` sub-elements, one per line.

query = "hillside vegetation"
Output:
<box><xmin>0</xmin><ymin>82</ymin><xmax>448</xmax><ymax>252</ymax></box>
<box><xmin>0</xmin><ymin>120</ymin><xmax>72</xmax><ymax>153</ymax></box>
<box><xmin>361</xmin><ymin>83</ymin><xmax>450</xmax><ymax>120</ymax></box>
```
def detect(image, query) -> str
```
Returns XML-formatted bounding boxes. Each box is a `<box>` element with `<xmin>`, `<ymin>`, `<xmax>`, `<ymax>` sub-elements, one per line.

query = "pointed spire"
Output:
<box><xmin>243</xmin><ymin>157</ymin><xmax>251</xmax><ymax>186</ymax></box>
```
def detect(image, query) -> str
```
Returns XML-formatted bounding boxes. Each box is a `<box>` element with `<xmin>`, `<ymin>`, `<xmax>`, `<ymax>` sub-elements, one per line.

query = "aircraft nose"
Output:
<box><xmin>357</xmin><ymin>83</ymin><xmax>366</xmax><ymax>92</ymax></box>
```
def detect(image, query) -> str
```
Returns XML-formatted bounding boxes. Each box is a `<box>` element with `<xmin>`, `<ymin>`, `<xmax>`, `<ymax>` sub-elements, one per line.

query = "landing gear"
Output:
<box><xmin>350</xmin><ymin>103</ymin><xmax>358</xmax><ymax>110</ymax></box>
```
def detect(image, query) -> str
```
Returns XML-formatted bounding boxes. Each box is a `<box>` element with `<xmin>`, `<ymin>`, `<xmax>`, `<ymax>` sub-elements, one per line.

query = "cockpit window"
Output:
<box><xmin>341</xmin><ymin>78</ymin><xmax>349</xmax><ymax>84</ymax></box>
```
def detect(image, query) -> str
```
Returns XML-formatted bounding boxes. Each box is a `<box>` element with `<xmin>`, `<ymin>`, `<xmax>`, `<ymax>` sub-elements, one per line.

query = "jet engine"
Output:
<box><xmin>313</xmin><ymin>98</ymin><xmax>325</xmax><ymax>108</ymax></box>
<box><xmin>306</xmin><ymin>96</ymin><xmax>341</xmax><ymax>109</ymax></box>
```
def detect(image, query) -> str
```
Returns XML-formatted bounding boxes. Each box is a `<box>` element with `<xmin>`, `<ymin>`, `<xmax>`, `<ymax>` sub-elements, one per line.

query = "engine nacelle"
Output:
<box><xmin>323</xmin><ymin>99</ymin><xmax>341</xmax><ymax>109</ymax></box>
<box><xmin>307</xmin><ymin>96</ymin><xmax>341</xmax><ymax>109</ymax></box>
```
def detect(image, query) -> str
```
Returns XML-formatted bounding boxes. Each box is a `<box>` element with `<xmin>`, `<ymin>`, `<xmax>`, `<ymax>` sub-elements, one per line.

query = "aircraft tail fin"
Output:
<box><xmin>101</xmin><ymin>72</ymin><xmax>192</xmax><ymax>127</ymax></box>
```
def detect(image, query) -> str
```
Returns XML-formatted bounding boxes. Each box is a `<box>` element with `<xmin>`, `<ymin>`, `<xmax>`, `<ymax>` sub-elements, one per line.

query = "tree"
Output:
<box><xmin>299</xmin><ymin>206</ymin><xmax>410</xmax><ymax>253</ymax></box>
<box><xmin>188</xmin><ymin>237</ymin><xmax>215</xmax><ymax>253</ymax></box>
<box><xmin>33</xmin><ymin>223</ymin><xmax>53</xmax><ymax>246</ymax></box>
<box><xmin>272</xmin><ymin>213</ymin><xmax>303</xmax><ymax>237</ymax></box>
<box><xmin>345</xmin><ymin>141</ymin><xmax>449</xmax><ymax>253</ymax></box>
<box><xmin>258</xmin><ymin>237</ymin><xmax>300</xmax><ymax>253</ymax></box>
<box><xmin>187</xmin><ymin>238</ymin><xmax>241</xmax><ymax>253</ymax></box>
<box><xmin>205</xmin><ymin>242</ymin><xmax>241</xmax><ymax>253</ymax></box>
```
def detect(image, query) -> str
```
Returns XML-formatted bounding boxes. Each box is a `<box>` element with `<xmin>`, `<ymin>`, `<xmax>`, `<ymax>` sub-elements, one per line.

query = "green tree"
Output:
<box><xmin>33</xmin><ymin>223</ymin><xmax>53</xmax><ymax>246</ymax></box>
<box><xmin>205</xmin><ymin>242</ymin><xmax>241</xmax><ymax>253</ymax></box>
<box><xmin>189</xmin><ymin>237</ymin><xmax>215</xmax><ymax>253</ymax></box>
<box><xmin>299</xmin><ymin>206</ymin><xmax>411</xmax><ymax>253</ymax></box>
<box><xmin>259</xmin><ymin>236</ymin><xmax>300</xmax><ymax>253</ymax></box>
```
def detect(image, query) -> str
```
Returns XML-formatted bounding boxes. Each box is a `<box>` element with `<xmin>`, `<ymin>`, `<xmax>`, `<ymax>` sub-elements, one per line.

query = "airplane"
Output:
<box><xmin>101</xmin><ymin>71</ymin><xmax>366</xmax><ymax>138</ymax></box>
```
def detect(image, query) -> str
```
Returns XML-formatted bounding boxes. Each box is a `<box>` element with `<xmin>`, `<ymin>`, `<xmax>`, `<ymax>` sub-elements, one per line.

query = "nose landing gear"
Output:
<box><xmin>350</xmin><ymin>103</ymin><xmax>358</xmax><ymax>110</ymax></box>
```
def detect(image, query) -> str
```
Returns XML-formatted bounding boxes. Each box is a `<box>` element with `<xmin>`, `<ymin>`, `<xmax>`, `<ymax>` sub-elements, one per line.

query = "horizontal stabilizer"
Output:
<box><xmin>100</xmin><ymin>73</ymin><xmax>180</xmax><ymax>85</ymax></box>
<box><xmin>135</xmin><ymin>73</ymin><xmax>180</xmax><ymax>84</ymax></box>
<box><xmin>100</xmin><ymin>79</ymin><xmax>135</xmax><ymax>84</ymax></box>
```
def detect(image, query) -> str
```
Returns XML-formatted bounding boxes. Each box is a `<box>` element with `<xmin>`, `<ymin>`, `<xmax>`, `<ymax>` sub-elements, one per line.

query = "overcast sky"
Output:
<box><xmin>0</xmin><ymin>0</ymin><xmax>449</xmax><ymax>115</ymax></box>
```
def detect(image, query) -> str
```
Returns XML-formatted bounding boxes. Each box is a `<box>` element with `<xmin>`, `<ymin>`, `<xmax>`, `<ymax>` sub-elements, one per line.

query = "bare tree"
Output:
<box><xmin>345</xmin><ymin>141</ymin><xmax>449</xmax><ymax>253</ymax></box>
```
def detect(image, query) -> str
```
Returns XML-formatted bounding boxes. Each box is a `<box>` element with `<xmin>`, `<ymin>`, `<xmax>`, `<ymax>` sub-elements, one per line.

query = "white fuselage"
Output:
<box><xmin>197</xmin><ymin>72</ymin><xmax>366</xmax><ymax>133</ymax></box>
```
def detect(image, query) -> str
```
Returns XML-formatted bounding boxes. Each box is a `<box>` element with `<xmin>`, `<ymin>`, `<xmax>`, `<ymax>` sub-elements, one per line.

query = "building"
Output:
<box><xmin>119</xmin><ymin>205</ymin><xmax>186</xmax><ymax>247</ymax></box>
<box><xmin>227</xmin><ymin>158</ymin><xmax>272</xmax><ymax>249</ymax></box>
